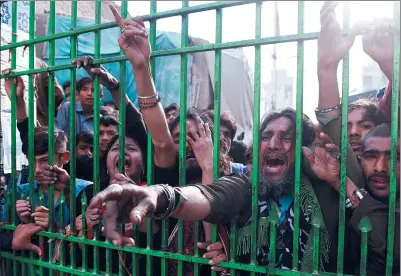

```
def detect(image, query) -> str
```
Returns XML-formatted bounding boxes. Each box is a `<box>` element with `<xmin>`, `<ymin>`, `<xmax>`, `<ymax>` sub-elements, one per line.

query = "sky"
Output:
<box><xmin>115</xmin><ymin>1</ymin><xmax>395</xmax><ymax>119</ymax></box>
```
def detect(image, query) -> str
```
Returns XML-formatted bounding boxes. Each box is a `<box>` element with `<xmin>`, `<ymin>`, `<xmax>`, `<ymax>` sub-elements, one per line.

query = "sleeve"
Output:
<box><xmin>17</xmin><ymin>119</ymin><xmax>29</xmax><ymax>156</ymax></box>
<box><xmin>191</xmin><ymin>174</ymin><xmax>252</xmax><ymax>225</ymax></box>
<box><xmin>347</xmin><ymin>194</ymin><xmax>400</xmax><ymax>275</ymax></box>
<box><xmin>377</xmin><ymin>82</ymin><xmax>392</xmax><ymax>119</ymax></box>
<box><xmin>56</xmin><ymin>102</ymin><xmax>68</xmax><ymax>133</ymax></box>
<box><xmin>0</xmin><ymin>231</ymin><xmax>13</xmax><ymax>251</ymax></box>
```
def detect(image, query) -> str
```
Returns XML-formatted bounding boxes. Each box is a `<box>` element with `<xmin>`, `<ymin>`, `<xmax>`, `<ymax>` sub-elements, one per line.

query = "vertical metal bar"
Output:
<box><xmin>210</xmin><ymin>5</ymin><xmax>223</xmax><ymax>276</ymax></box>
<box><xmin>81</xmin><ymin>192</ymin><xmax>88</xmax><ymax>271</ymax></box>
<box><xmin>386</xmin><ymin>2</ymin><xmax>400</xmax><ymax>275</ymax></box>
<box><xmin>146</xmin><ymin>2</ymin><xmax>157</xmax><ymax>276</ymax></box>
<box><xmin>268</xmin><ymin>212</ymin><xmax>278</xmax><ymax>270</ymax></box>
<box><xmin>93</xmin><ymin>1</ymin><xmax>102</xmax><ymax>274</ymax></box>
<box><xmin>292</xmin><ymin>1</ymin><xmax>304</xmax><ymax>270</ymax></box>
<box><xmin>38</xmin><ymin>187</ymin><xmax>45</xmax><ymax>276</ymax></box>
<box><xmin>178</xmin><ymin>1</ymin><xmax>189</xmax><ymax>275</ymax></box>
<box><xmin>69</xmin><ymin>0</ymin><xmax>78</xmax><ymax>270</ymax></box>
<box><xmin>358</xmin><ymin>216</ymin><xmax>372</xmax><ymax>276</ymax></box>
<box><xmin>312</xmin><ymin>217</ymin><xmax>322</xmax><ymax>274</ymax></box>
<box><xmin>28</xmin><ymin>2</ymin><xmax>36</xmax><ymax>275</ymax></box>
<box><xmin>59</xmin><ymin>192</ymin><xmax>65</xmax><ymax>276</ymax></box>
<box><xmin>250</xmin><ymin>1</ymin><xmax>262</xmax><ymax>270</ymax></box>
<box><xmin>48</xmin><ymin>3</ymin><xmax>56</xmax><ymax>275</ymax></box>
<box><xmin>336</xmin><ymin>2</ymin><xmax>350</xmax><ymax>273</ymax></box>
<box><xmin>10</xmin><ymin>0</ymin><xmax>17</xmax><ymax>227</ymax></box>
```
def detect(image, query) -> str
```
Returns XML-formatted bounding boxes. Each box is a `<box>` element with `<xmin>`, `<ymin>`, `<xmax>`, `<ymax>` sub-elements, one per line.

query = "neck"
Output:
<box><xmin>80</xmin><ymin>102</ymin><xmax>93</xmax><ymax>114</ymax></box>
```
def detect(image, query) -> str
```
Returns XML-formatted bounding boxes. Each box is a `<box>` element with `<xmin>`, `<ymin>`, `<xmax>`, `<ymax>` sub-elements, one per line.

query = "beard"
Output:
<box><xmin>258</xmin><ymin>166</ymin><xmax>295</xmax><ymax>201</ymax></box>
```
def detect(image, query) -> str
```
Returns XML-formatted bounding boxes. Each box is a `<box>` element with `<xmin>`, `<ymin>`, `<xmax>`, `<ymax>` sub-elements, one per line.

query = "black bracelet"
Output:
<box><xmin>150</xmin><ymin>185</ymin><xmax>176</xmax><ymax>220</ymax></box>
<box><xmin>108</xmin><ymin>82</ymin><xmax>120</xmax><ymax>92</ymax></box>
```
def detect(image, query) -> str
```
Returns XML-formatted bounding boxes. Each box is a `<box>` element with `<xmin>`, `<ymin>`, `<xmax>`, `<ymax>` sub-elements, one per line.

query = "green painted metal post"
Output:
<box><xmin>69</xmin><ymin>0</ymin><xmax>78</xmax><ymax>270</ymax></box>
<box><xmin>292</xmin><ymin>1</ymin><xmax>305</xmax><ymax>271</ymax></box>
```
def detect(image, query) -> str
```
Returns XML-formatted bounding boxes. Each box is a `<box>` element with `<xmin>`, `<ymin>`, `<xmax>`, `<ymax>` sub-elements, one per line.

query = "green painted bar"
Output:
<box><xmin>358</xmin><ymin>217</ymin><xmax>372</xmax><ymax>276</ymax></box>
<box><xmin>38</xmin><ymin>186</ymin><xmax>45</xmax><ymax>276</ymax></box>
<box><xmin>47</xmin><ymin>3</ymin><xmax>56</xmax><ymax>275</ymax></box>
<box><xmin>0</xmin><ymin>1</ymin><xmax>255</xmax><ymax>52</ymax></box>
<box><xmin>386</xmin><ymin>2</ymin><xmax>400</xmax><ymax>275</ymax></box>
<box><xmin>337</xmin><ymin>2</ymin><xmax>350</xmax><ymax>273</ymax></box>
<box><xmin>81</xmin><ymin>192</ymin><xmax>88</xmax><ymax>271</ymax></box>
<box><xmin>93</xmin><ymin>1</ymin><xmax>102</xmax><ymax>274</ymax></box>
<box><xmin>146</xmin><ymin>1</ymin><xmax>157</xmax><ymax>276</ymax></box>
<box><xmin>69</xmin><ymin>0</ymin><xmax>78</xmax><ymax>270</ymax></box>
<box><xmin>178</xmin><ymin>1</ymin><xmax>189</xmax><ymax>275</ymax></box>
<box><xmin>292</xmin><ymin>1</ymin><xmax>304</xmax><ymax>270</ymax></box>
<box><xmin>2</xmin><ymin>31</ymin><xmax>353</xmax><ymax>80</ymax></box>
<box><xmin>59</xmin><ymin>192</ymin><xmax>65</xmax><ymax>276</ymax></box>
<box><xmin>10</xmin><ymin>0</ymin><xmax>17</xmax><ymax>227</ymax></box>
<box><xmin>312</xmin><ymin>217</ymin><xmax>322</xmax><ymax>274</ymax></box>
<box><xmin>211</xmin><ymin>6</ymin><xmax>223</xmax><ymax>276</ymax></box>
<box><xmin>250</xmin><ymin>1</ymin><xmax>262</xmax><ymax>269</ymax></box>
<box><xmin>268</xmin><ymin>211</ymin><xmax>279</xmax><ymax>268</ymax></box>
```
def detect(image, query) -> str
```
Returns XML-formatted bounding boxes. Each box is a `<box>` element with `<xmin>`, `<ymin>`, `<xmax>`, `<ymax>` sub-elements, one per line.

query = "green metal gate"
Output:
<box><xmin>0</xmin><ymin>1</ymin><xmax>399</xmax><ymax>275</ymax></box>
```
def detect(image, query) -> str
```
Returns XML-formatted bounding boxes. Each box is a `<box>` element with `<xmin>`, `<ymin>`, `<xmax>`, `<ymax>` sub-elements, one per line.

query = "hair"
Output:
<box><xmin>62</xmin><ymin>81</ymin><xmax>71</xmax><ymax>91</ymax></box>
<box><xmin>348</xmin><ymin>98</ymin><xmax>389</xmax><ymax>126</ymax></box>
<box><xmin>100</xmin><ymin>114</ymin><xmax>119</xmax><ymax>127</ymax></box>
<box><xmin>164</xmin><ymin>103</ymin><xmax>180</xmax><ymax>114</ymax></box>
<box><xmin>259</xmin><ymin>108</ymin><xmax>316</xmax><ymax>147</ymax></box>
<box><xmin>228</xmin><ymin>140</ymin><xmax>247</xmax><ymax>164</ymax></box>
<box><xmin>32</xmin><ymin>127</ymin><xmax>68</xmax><ymax>156</ymax></box>
<box><xmin>168</xmin><ymin>108</ymin><xmax>232</xmax><ymax>174</ymax></box>
<box><xmin>245</xmin><ymin>142</ymin><xmax>253</xmax><ymax>164</ymax></box>
<box><xmin>76</xmin><ymin>77</ymin><xmax>93</xmax><ymax>93</ymax></box>
<box><xmin>363</xmin><ymin>123</ymin><xmax>393</xmax><ymax>145</ymax></box>
<box><xmin>76</xmin><ymin>131</ymin><xmax>94</xmax><ymax>146</ymax></box>
<box><xmin>103</xmin><ymin>101</ymin><xmax>118</xmax><ymax>110</ymax></box>
<box><xmin>204</xmin><ymin>110</ymin><xmax>237</xmax><ymax>141</ymax></box>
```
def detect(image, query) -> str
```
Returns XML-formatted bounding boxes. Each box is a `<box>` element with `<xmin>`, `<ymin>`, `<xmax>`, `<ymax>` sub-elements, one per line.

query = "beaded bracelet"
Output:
<box><xmin>139</xmin><ymin>97</ymin><xmax>161</xmax><ymax>110</ymax></box>
<box><xmin>315</xmin><ymin>104</ymin><xmax>341</xmax><ymax>114</ymax></box>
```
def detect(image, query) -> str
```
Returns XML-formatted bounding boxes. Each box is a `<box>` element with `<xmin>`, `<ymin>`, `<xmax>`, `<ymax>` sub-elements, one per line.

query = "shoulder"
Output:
<box><xmin>17</xmin><ymin>183</ymin><xmax>30</xmax><ymax>193</ymax></box>
<box><xmin>75</xmin><ymin>179</ymin><xmax>93</xmax><ymax>196</ymax></box>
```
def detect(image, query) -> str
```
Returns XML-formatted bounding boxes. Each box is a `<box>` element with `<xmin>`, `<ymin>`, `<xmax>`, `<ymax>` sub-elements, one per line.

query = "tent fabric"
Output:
<box><xmin>42</xmin><ymin>15</ymin><xmax>191</xmax><ymax>106</ymax></box>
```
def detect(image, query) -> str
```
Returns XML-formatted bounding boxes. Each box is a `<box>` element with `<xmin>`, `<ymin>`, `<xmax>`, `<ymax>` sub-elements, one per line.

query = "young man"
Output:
<box><xmin>76</xmin><ymin>131</ymin><xmax>94</xmax><ymax>158</ymax></box>
<box><xmin>56</xmin><ymin>77</ymin><xmax>105</xmax><ymax>135</ymax></box>
<box><xmin>99</xmin><ymin>115</ymin><xmax>118</xmax><ymax>156</ymax></box>
<box><xmin>16</xmin><ymin>127</ymin><xmax>91</xmax><ymax>229</ymax></box>
<box><xmin>164</xmin><ymin>103</ymin><xmax>179</xmax><ymax>125</ymax></box>
<box><xmin>62</xmin><ymin>81</ymin><xmax>71</xmax><ymax>101</ymax></box>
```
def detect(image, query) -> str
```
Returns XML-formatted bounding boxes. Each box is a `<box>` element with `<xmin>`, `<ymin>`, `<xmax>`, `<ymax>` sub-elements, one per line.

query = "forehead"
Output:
<box><xmin>35</xmin><ymin>153</ymin><xmax>49</xmax><ymax>160</ymax></box>
<box><xmin>81</xmin><ymin>83</ymin><xmax>93</xmax><ymax>89</ymax></box>
<box><xmin>348</xmin><ymin>108</ymin><xmax>370</xmax><ymax>122</ymax></box>
<box><xmin>77</xmin><ymin>141</ymin><xmax>91</xmax><ymax>146</ymax></box>
<box><xmin>364</xmin><ymin>136</ymin><xmax>393</xmax><ymax>151</ymax></box>
<box><xmin>172</xmin><ymin>118</ymin><xmax>197</xmax><ymax>135</ymax></box>
<box><xmin>112</xmin><ymin>137</ymin><xmax>139</xmax><ymax>147</ymax></box>
<box><xmin>262</xmin><ymin>116</ymin><xmax>293</xmax><ymax>133</ymax></box>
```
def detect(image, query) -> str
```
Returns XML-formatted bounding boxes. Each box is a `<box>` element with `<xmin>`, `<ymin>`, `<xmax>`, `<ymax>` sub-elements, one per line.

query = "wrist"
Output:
<box><xmin>131</xmin><ymin>60</ymin><xmax>151</xmax><ymax>72</ymax></box>
<box><xmin>318</xmin><ymin>61</ymin><xmax>339</xmax><ymax>76</ymax></box>
<box><xmin>154</xmin><ymin>186</ymin><xmax>168</xmax><ymax>214</ymax></box>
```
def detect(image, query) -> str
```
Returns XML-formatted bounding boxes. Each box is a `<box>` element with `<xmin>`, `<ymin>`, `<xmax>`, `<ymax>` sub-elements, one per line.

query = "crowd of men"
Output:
<box><xmin>0</xmin><ymin>2</ymin><xmax>399</xmax><ymax>276</ymax></box>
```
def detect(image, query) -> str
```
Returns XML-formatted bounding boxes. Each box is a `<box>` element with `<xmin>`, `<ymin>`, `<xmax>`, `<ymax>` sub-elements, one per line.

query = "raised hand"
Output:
<box><xmin>302</xmin><ymin>133</ymin><xmax>341</xmax><ymax>191</ymax></box>
<box><xmin>187</xmin><ymin>117</ymin><xmax>213</xmax><ymax>172</ymax></box>
<box><xmin>198</xmin><ymin>241</ymin><xmax>228</xmax><ymax>272</ymax></box>
<box><xmin>318</xmin><ymin>1</ymin><xmax>367</xmax><ymax>69</ymax></box>
<box><xmin>85</xmin><ymin>204</ymin><xmax>103</xmax><ymax>231</ymax></box>
<box><xmin>109</xmin><ymin>4</ymin><xmax>150</xmax><ymax>68</ymax></box>
<box><xmin>72</xmin><ymin>56</ymin><xmax>119</xmax><ymax>90</ymax></box>
<box><xmin>12</xmin><ymin>223</ymin><xmax>44</xmax><ymax>256</ymax></box>
<box><xmin>41</xmin><ymin>165</ymin><xmax>70</xmax><ymax>191</ymax></box>
<box><xmin>362</xmin><ymin>18</ymin><xmax>399</xmax><ymax>80</ymax></box>
<box><xmin>1</xmin><ymin>68</ymin><xmax>25</xmax><ymax>100</ymax></box>
<box><xmin>16</xmin><ymin>198</ymin><xmax>31</xmax><ymax>224</ymax></box>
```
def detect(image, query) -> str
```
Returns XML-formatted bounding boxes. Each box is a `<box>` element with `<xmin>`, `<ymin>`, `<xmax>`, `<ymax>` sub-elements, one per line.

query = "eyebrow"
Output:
<box><xmin>363</xmin><ymin>148</ymin><xmax>391</xmax><ymax>155</ymax></box>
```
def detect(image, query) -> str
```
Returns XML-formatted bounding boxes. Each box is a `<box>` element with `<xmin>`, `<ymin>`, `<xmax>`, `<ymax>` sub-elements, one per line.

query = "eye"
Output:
<box><xmin>127</xmin><ymin>145</ymin><xmax>138</xmax><ymax>152</ymax></box>
<box><xmin>364</xmin><ymin>154</ymin><xmax>376</xmax><ymax>159</ymax></box>
<box><xmin>362</xmin><ymin>124</ymin><xmax>373</xmax><ymax>130</ymax></box>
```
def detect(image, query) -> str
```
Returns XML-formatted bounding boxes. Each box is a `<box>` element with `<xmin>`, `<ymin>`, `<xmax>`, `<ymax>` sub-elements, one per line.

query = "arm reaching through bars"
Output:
<box><xmin>109</xmin><ymin>4</ymin><xmax>176</xmax><ymax>169</ymax></box>
<box><xmin>87</xmin><ymin>174</ymin><xmax>252</xmax><ymax>247</ymax></box>
<box><xmin>2</xmin><ymin>68</ymin><xmax>28</xmax><ymax>121</ymax></box>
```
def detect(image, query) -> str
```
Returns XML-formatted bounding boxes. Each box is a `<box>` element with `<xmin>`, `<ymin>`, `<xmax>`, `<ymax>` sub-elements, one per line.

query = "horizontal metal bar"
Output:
<box><xmin>0</xmin><ymin>32</ymin><xmax>320</xmax><ymax>79</ymax></box>
<box><xmin>0</xmin><ymin>1</ymin><xmax>254</xmax><ymax>52</ymax></box>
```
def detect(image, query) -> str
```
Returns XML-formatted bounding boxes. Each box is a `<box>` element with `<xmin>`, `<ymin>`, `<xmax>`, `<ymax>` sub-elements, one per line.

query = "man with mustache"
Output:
<box><xmin>88</xmin><ymin>106</ymin><xmax>365</xmax><ymax>274</ymax></box>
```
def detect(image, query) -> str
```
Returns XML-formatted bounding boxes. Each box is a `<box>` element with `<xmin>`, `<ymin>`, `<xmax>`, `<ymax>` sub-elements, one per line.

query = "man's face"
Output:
<box><xmin>100</xmin><ymin>124</ymin><xmax>118</xmax><ymax>154</ymax></box>
<box><xmin>166</xmin><ymin>110</ymin><xmax>178</xmax><ymax>125</ymax></box>
<box><xmin>64</xmin><ymin>87</ymin><xmax>70</xmax><ymax>99</ymax></box>
<box><xmin>76</xmin><ymin>141</ymin><xmax>93</xmax><ymax>157</ymax></box>
<box><xmin>361</xmin><ymin>136</ymin><xmax>400</xmax><ymax>199</ymax></box>
<box><xmin>259</xmin><ymin>116</ymin><xmax>295</xmax><ymax>181</ymax></box>
<box><xmin>220</xmin><ymin>125</ymin><xmax>232</xmax><ymax>154</ymax></box>
<box><xmin>34</xmin><ymin>152</ymin><xmax>67</xmax><ymax>190</ymax></box>
<box><xmin>348</xmin><ymin>108</ymin><xmax>376</xmax><ymax>158</ymax></box>
<box><xmin>79</xmin><ymin>83</ymin><xmax>104</xmax><ymax>107</ymax></box>
<box><xmin>172</xmin><ymin>119</ymin><xmax>202</xmax><ymax>180</ymax></box>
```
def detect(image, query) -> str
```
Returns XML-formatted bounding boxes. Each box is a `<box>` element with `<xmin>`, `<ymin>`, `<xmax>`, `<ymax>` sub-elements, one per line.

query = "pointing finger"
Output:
<box><xmin>109</xmin><ymin>4</ymin><xmax>125</xmax><ymax>29</ymax></box>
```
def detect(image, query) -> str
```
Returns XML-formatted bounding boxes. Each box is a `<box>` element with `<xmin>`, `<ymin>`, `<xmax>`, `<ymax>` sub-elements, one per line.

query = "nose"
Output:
<box><xmin>348</xmin><ymin>124</ymin><xmax>360</xmax><ymax>138</ymax></box>
<box><xmin>374</xmin><ymin>155</ymin><xmax>389</xmax><ymax>174</ymax></box>
<box><xmin>35</xmin><ymin>163</ymin><xmax>42</xmax><ymax>174</ymax></box>
<box><xmin>267</xmin><ymin>135</ymin><xmax>282</xmax><ymax>151</ymax></box>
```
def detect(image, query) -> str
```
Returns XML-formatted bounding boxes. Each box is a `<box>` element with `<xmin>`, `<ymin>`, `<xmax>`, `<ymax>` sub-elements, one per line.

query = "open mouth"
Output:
<box><xmin>116</xmin><ymin>158</ymin><xmax>131</xmax><ymax>169</ymax></box>
<box><xmin>349</xmin><ymin>140</ymin><xmax>362</xmax><ymax>151</ymax></box>
<box><xmin>265</xmin><ymin>157</ymin><xmax>285</xmax><ymax>168</ymax></box>
<box><xmin>186</xmin><ymin>151</ymin><xmax>196</xmax><ymax>160</ymax></box>
<box><xmin>370</xmin><ymin>176</ymin><xmax>390</xmax><ymax>187</ymax></box>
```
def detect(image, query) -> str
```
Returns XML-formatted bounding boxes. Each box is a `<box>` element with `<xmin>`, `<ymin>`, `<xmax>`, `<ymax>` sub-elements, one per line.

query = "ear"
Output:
<box><xmin>61</xmin><ymin>151</ymin><xmax>70</xmax><ymax>164</ymax></box>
